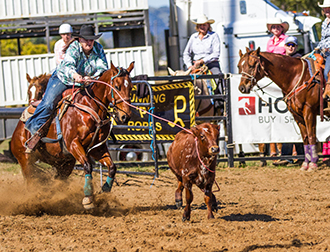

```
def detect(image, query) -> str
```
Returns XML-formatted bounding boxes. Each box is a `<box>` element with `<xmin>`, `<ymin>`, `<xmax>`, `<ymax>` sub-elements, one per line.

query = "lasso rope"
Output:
<box><xmin>85</xmin><ymin>78</ymin><xmax>216</xmax><ymax>173</ymax></box>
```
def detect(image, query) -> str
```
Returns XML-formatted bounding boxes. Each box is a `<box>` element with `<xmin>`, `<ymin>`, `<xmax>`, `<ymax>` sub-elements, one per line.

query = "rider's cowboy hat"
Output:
<box><xmin>319</xmin><ymin>0</ymin><xmax>330</xmax><ymax>8</ymax></box>
<box><xmin>75</xmin><ymin>25</ymin><xmax>102</xmax><ymax>40</ymax></box>
<box><xmin>191</xmin><ymin>14</ymin><xmax>215</xmax><ymax>24</ymax></box>
<box><xmin>266</xmin><ymin>18</ymin><xmax>289</xmax><ymax>34</ymax></box>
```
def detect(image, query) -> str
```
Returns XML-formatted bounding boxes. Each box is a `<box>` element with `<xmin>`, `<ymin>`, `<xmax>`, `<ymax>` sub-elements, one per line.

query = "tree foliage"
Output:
<box><xmin>270</xmin><ymin>0</ymin><xmax>321</xmax><ymax>17</ymax></box>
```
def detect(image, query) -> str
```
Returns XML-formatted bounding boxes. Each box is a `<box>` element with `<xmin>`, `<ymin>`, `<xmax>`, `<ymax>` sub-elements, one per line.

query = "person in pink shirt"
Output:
<box><xmin>54</xmin><ymin>23</ymin><xmax>73</xmax><ymax>65</ymax></box>
<box><xmin>266</xmin><ymin>18</ymin><xmax>289</xmax><ymax>55</ymax></box>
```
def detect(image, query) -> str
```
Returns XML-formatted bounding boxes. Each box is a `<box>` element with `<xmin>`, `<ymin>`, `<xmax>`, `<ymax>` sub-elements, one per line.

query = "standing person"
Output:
<box><xmin>273</xmin><ymin>36</ymin><xmax>304</xmax><ymax>166</ymax></box>
<box><xmin>266</xmin><ymin>18</ymin><xmax>289</xmax><ymax>55</ymax></box>
<box><xmin>261</xmin><ymin>18</ymin><xmax>289</xmax><ymax>162</ymax></box>
<box><xmin>54</xmin><ymin>23</ymin><xmax>73</xmax><ymax>65</ymax></box>
<box><xmin>25</xmin><ymin>25</ymin><xmax>108</xmax><ymax>151</ymax></box>
<box><xmin>182</xmin><ymin>14</ymin><xmax>223</xmax><ymax>95</ymax></box>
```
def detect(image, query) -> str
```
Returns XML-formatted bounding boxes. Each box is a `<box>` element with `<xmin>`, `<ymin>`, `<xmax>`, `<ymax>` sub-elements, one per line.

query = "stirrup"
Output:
<box><xmin>25</xmin><ymin>132</ymin><xmax>42</xmax><ymax>153</ymax></box>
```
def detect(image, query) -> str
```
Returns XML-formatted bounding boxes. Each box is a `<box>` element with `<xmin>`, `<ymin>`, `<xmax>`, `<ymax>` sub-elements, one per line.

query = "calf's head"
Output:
<box><xmin>191</xmin><ymin>123</ymin><xmax>220</xmax><ymax>156</ymax></box>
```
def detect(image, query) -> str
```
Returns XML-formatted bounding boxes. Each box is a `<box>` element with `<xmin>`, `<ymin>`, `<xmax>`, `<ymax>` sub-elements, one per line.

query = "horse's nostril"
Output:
<box><xmin>121</xmin><ymin>115</ymin><xmax>127</xmax><ymax>123</ymax></box>
<box><xmin>239</xmin><ymin>86</ymin><xmax>245</xmax><ymax>93</ymax></box>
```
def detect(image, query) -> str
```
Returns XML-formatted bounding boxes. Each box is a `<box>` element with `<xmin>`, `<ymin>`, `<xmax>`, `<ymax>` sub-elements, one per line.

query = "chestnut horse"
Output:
<box><xmin>11</xmin><ymin>62</ymin><xmax>134</xmax><ymax>209</ymax></box>
<box><xmin>26</xmin><ymin>73</ymin><xmax>50</xmax><ymax>104</ymax></box>
<box><xmin>237</xmin><ymin>47</ymin><xmax>327</xmax><ymax>171</ymax></box>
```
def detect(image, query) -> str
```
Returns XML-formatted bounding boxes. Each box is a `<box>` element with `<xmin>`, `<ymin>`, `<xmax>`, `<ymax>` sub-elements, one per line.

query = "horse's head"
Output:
<box><xmin>107</xmin><ymin>62</ymin><xmax>135</xmax><ymax>124</ymax></box>
<box><xmin>26</xmin><ymin>73</ymin><xmax>50</xmax><ymax>104</ymax></box>
<box><xmin>237</xmin><ymin>47</ymin><xmax>265</xmax><ymax>93</ymax></box>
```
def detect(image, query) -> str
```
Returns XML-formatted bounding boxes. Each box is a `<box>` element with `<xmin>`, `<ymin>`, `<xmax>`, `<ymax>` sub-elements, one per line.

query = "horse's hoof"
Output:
<box><xmin>175</xmin><ymin>200</ymin><xmax>182</xmax><ymax>209</ymax></box>
<box><xmin>82</xmin><ymin>196</ymin><xmax>95</xmax><ymax>210</ymax></box>
<box><xmin>101</xmin><ymin>182</ymin><xmax>111</xmax><ymax>193</ymax></box>
<box><xmin>182</xmin><ymin>216</ymin><xmax>190</xmax><ymax>222</ymax></box>
<box><xmin>300</xmin><ymin>162</ymin><xmax>309</xmax><ymax>171</ymax></box>
<box><xmin>307</xmin><ymin>162</ymin><xmax>318</xmax><ymax>172</ymax></box>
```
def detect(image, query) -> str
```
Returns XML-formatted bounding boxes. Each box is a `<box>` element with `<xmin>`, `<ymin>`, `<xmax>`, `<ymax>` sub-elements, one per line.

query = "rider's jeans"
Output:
<box><xmin>25</xmin><ymin>71</ymin><xmax>70</xmax><ymax>135</ymax></box>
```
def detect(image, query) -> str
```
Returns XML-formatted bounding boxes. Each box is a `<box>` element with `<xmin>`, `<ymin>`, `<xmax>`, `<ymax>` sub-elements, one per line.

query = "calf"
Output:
<box><xmin>167</xmin><ymin>123</ymin><xmax>220</xmax><ymax>221</ymax></box>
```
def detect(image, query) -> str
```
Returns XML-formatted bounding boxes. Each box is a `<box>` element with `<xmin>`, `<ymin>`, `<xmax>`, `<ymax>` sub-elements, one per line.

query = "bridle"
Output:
<box><xmin>240</xmin><ymin>54</ymin><xmax>268</xmax><ymax>87</ymax></box>
<box><xmin>84</xmin><ymin>67</ymin><xmax>131</xmax><ymax>113</ymax></box>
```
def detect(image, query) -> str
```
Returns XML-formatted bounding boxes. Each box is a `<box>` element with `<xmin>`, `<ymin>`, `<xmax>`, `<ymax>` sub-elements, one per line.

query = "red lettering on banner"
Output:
<box><xmin>238</xmin><ymin>97</ymin><xmax>255</xmax><ymax>115</ymax></box>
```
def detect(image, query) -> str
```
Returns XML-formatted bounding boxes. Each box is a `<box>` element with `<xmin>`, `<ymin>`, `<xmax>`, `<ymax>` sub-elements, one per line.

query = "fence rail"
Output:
<box><xmin>0</xmin><ymin>46</ymin><xmax>154</xmax><ymax>107</ymax></box>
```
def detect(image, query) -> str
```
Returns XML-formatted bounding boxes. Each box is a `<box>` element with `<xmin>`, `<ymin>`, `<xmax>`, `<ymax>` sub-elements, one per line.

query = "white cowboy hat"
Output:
<box><xmin>266</xmin><ymin>18</ymin><xmax>289</xmax><ymax>34</ymax></box>
<box><xmin>318</xmin><ymin>0</ymin><xmax>330</xmax><ymax>8</ymax></box>
<box><xmin>191</xmin><ymin>14</ymin><xmax>215</xmax><ymax>24</ymax></box>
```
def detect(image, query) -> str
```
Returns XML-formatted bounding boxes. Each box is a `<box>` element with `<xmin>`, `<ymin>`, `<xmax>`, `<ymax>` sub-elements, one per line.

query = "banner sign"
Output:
<box><xmin>112</xmin><ymin>81</ymin><xmax>195</xmax><ymax>142</ymax></box>
<box><xmin>231</xmin><ymin>74</ymin><xmax>330</xmax><ymax>143</ymax></box>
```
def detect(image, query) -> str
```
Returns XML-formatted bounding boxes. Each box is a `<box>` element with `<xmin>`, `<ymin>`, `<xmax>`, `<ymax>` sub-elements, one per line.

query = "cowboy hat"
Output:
<box><xmin>266</xmin><ymin>18</ymin><xmax>289</xmax><ymax>34</ymax></box>
<box><xmin>318</xmin><ymin>0</ymin><xmax>330</xmax><ymax>8</ymax></box>
<box><xmin>75</xmin><ymin>24</ymin><xmax>102</xmax><ymax>40</ymax></box>
<box><xmin>191</xmin><ymin>14</ymin><xmax>215</xmax><ymax>24</ymax></box>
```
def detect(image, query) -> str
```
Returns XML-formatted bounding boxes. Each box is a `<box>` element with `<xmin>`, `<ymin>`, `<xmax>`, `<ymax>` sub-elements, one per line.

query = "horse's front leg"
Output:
<box><xmin>69</xmin><ymin>139</ymin><xmax>95</xmax><ymax>209</ymax></box>
<box><xmin>90</xmin><ymin>144</ymin><xmax>116</xmax><ymax>193</ymax></box>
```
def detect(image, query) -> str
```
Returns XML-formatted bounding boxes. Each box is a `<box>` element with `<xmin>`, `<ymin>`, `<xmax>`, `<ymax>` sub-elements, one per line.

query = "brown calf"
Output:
<box><xmin>167</xmin><ymin>123</ymin><xmax>220</xmax><ymax>221</ymax></box>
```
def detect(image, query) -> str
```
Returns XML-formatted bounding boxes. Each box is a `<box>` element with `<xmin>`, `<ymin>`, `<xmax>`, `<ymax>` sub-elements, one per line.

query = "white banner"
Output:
<box><xmin>231</xmin><ymin>74</ymin><xmax>330</xmax><ymax>144</ymax></box>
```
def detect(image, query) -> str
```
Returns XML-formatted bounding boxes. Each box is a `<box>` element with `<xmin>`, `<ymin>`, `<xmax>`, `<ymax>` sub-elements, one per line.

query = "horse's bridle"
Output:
<box><xmin>240</xmin><ymin>54</ymin><xmax>268</xmax><ymax>87</ymax></box>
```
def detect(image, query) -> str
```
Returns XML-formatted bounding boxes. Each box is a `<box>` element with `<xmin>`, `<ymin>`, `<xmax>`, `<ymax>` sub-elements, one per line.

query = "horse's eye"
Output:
<box><xmin>115</xmin><ymin>86</ymin><xmax>121</xmax><ymax>91</ymax></box>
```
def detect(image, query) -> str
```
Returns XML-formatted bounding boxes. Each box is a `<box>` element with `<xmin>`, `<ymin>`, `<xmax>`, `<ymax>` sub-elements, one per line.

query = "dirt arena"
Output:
<box><xmin>1</xmin><ymin>160</ymin><xmax>330</xmax><ymax>252</ymax></box>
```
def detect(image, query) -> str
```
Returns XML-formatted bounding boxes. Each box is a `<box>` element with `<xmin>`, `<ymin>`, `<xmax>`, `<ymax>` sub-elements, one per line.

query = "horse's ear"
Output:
<box><xmin>168</xmin><ymin>67</ymin><xmax>175</xmax><ymax>76</ymax></box>
<box><xmin>26</xmin><ymin>73</ymin><xmax>31</xmax><ymax>83</ymax></box>
<box><xmin>184</xmin><ymin>69</ymin><xmax>192</xmax><ymax>75</ymax></box>
<box><xmin>110</xmin><ymin>61</ymin><xmax>119</xmax><ymax>75</ymax></box>
<box><xmin>127</xmin><ymin>61</ymin><xmax>135</xmax><ymax>74</ymax></box>
<box><xmin>256</xmin><ymin>47</ymin><xmax>261</xmax><ymax>55</ymax></box>
<box><xmin>245</xmin><ymin>47</ymin><xmax>250</xmax><ymax>53</ymax></box>
<box><xmin>239</xmin><ymin>49</ymin><xmax>243</xmax><ymax>58</ymax></box>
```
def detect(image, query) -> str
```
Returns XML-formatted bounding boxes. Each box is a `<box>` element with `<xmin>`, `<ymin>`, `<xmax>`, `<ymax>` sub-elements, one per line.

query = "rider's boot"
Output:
<box><xmin>25</xmin><ymin>117</ymin><xmax>53</xmax><ymax>153</ymax></box>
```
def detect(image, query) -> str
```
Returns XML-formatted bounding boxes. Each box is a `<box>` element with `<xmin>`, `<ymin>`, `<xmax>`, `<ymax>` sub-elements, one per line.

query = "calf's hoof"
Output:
<box><xmin>82</xmin><ymin>196</ymin><xmax>95</xmax><ymax>210</ymax></box>
<box><xmin>260</xmin><ymin>160</ymin><xmax>267</xmax><ymax>167</ymax></box>
<box><xmin>182</xmin><ymin>216</ymin><xmax>190</xmax><ymax>222</ymax></box>
<box><xmin>175</xmin><ymin>200</ymin><xmax>182</xmax><ymax>209</ymax></box>
<box><xmin>307</xmin><ymin>162</ymin><xmax>318</xmax><ymax>172</ymax></box>
<box><xmin>212</xmin><ymin>201</ymin><xmax>218</xmax><ymax>212</ymax></box>
<box><xmin>300</xmin><ymin>161</ymin><xmax>309</xmax><ymax>171</ymax></box>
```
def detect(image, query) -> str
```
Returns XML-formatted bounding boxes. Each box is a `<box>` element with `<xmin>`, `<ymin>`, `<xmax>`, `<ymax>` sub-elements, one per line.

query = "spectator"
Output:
<box><xmin>266</xmin><ymin>18</ymin><xmax>289</xmax><ymax>55</ymax></box>
<box><xmin>183</xmin><ymin>14</ymin><xmax>223</xmax><ymax>97</ymax></box>
<box><xmin>54</xmin><ymin>23</ymin><xmax>73</xmax><ymax>65</ymax></box>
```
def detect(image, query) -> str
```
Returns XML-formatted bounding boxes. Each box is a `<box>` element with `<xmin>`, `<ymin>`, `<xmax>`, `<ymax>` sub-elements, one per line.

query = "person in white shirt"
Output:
<box><xmin>54</xmin><ymin>23</ymin><xmax>73</xmax><ymax>65</ymax></box>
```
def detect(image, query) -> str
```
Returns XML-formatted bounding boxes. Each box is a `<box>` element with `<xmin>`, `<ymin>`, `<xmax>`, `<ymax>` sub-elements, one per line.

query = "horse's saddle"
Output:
<box><xmin>20</xmin><ymin>100</ymin><xmax>42</xmax><ymax>122</ymax></box>
<box><xmin>305</xmin><ymin>53</ymin><xmax>325</xmax><ymax>82</ymax></box>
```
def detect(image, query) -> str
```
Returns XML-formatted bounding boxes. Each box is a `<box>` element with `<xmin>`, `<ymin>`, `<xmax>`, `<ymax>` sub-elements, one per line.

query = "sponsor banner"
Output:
<box><xmin>112</xmin><ymin>81</ymin><xmax>195</xmax><ymax>142</ymax></box>
<box><xmin>231</xmin><ymin>74</ymin><xmax>330</xmax><ymax>143</ymax></box>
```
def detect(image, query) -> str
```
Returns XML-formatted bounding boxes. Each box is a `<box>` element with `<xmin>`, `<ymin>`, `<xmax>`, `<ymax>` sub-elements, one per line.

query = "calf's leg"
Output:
<box><xmin>175</xmin><ymin>180</ymin><xmax>184</xmax><ymax>208</ymax></box>
<box><xmin>204</xmin><ymin>184</ymin><xmax>215</xmax><ymax>219</ymax></box>
<box><xmin>182</xmin><ymin>182</ymin><xmax>193</xmax><ymax>222</ymax></box>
